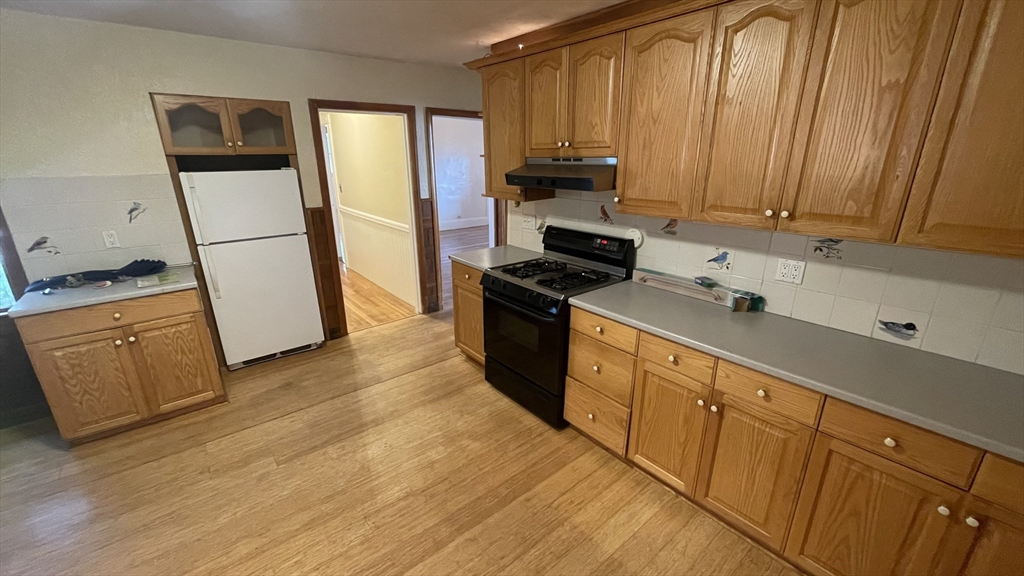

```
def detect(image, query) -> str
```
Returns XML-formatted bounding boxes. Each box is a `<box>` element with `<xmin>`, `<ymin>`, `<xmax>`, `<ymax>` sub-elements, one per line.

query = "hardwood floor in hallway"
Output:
<box><xmin>340</xmin><ymin>264</ymin><xmax>416</xmax><ymax>333</ymax></box>
<box><xmin>440</xmin><ymin>225</ymin><xmax>490</xmax><ymax>310</ymax></box>
<box><xmin>0</xmin><ymin>312</ymin><xmax>800</xmax><ymax>576</ymax></box>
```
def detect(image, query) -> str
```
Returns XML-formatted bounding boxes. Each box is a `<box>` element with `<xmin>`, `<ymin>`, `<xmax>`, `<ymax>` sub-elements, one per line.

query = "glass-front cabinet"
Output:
<box><xmin>151</xmin><ymin>94</ymin><xmax>296</xmax><ymax>155</ymax></box>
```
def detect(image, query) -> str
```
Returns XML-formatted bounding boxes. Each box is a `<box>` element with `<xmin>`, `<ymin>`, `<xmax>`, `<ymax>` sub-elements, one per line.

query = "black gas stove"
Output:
<box><xmin>481</xmin><ymin>226</ymin><xmax>635</xmax><ymax>428</ymax></box>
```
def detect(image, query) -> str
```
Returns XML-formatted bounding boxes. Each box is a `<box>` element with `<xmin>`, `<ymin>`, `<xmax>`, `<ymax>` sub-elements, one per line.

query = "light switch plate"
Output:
<box><xmin>775</xmin><ymin>258</ymin><xmax>805</xmax><ymax>284</ymax></box>
<box><xmin>521</xmin><ymin>215</ymin><xmax>537</xmax><ymax>230</ymax></box>
<box><xmin>102</xmin><ymin>230</ymin><xmax>120</xmax><ymax>249</ymax></box>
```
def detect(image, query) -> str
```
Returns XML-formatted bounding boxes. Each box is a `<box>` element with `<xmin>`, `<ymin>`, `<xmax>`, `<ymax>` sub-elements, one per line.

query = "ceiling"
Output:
<box><xmin>0</xmin><ymin>0</ymin><xmax>622</xmax><ymax>67</ymax></box>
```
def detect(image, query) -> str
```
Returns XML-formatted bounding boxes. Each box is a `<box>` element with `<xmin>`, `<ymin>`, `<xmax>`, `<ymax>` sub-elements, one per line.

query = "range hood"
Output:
<box><xmin>505</xmin><ymin>157</ymin><xmax>616</xmax><ymax>192</ymax></box>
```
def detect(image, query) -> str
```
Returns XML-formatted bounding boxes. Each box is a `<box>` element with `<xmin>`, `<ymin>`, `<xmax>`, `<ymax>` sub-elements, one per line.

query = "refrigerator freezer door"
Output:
<box><xmin>198</xmin><ymin>234</ymin><xmax>323</xmax><ymax>366</ymax></box>
<box><xmin>181</xmin><ymin>170</ymin><xmax>307</xmax><ymax>244</ymax></box>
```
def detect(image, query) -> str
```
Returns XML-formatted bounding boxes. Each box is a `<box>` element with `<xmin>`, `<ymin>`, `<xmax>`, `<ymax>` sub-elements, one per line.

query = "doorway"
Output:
<box><xmin>313</xmin><ymin>102</ymin><xmax>424</xmax><ymax>334</ymax></box>
<box><xmin>425</xmin><ymin>108</ymin><xmax>503</xmax><ymax>310</ymax></box>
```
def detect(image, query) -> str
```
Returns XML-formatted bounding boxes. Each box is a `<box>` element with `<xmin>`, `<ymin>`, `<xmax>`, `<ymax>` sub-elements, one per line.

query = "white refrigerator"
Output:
<box><xmin>180</xmin><ymin>169</ymin><xmax>324</xmax><ymax>369</ymax></box>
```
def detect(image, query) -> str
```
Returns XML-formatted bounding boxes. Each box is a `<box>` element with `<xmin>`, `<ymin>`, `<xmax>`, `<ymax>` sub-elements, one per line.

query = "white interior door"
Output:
<box><xmin>181</xmin><ymin>169</ymin><xmax>307</xmax><ymax>244</ymax></box>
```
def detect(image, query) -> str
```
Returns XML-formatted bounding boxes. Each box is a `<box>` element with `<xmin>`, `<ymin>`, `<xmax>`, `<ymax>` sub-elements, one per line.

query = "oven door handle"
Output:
<box><xmin>484</xmin><ymin>291</ymin><xmax>561</xmax><ymax>323</ymax></box>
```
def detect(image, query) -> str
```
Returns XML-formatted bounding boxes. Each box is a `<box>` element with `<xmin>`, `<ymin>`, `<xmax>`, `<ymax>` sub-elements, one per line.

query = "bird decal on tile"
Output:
<box><xmin>878</xmin><ymin>320</ymin><xmax>918</xmax><ymax>339</ymax></box>
<box><xmin>660</xmin><ymin>219</ymin><xmax>678</xmax><ymax>235</ymax></box>
<box><xmin>599</xmin><ymin>204</ymin><xmax>614</xmax><ymax>225</ymax></box>
<box><xmin>127</xmin><ymin>201</ymin><xmax>147</xmax><ymax>223</ymax></box>
<box><xmin>812</xmin><ymin>238</ymin><xmax>843</xmax><ymax>259</ymax></box>
<box><xmin>706</xmin><ymin>250</ymin><xmax>730</xmax><ymax>270</ymax></box>
<box><xmin>27</xmin><ymin>236</ymin><xmax>61</xmax><ymax>255</ymax></box>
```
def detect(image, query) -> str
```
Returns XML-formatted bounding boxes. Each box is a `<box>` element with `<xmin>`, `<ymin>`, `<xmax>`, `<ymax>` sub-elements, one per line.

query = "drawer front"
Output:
<box><xmin>971</xmin><ymin>453</ymin><xmax>1024</xmax><ymax>516</ymax></box>
<box><xmin>568</xmin><ymin>331</ymin><xmax>635</xmax><ymax>406</ymax></box>
<box><xmin>15</xmin><ymin>290</ymin><xmax>203</xmax><ymax>344</ymax></box>
<box><xmin>714</xmin><ymin>361</ymin><xmax>823</xmax><ymax>427</ymax></box>
<box><xmin>564</xmin><ymin>377</ymin><xmax>630</xmax><ymax>455</ymax></box>
<box><xmin>638</xmin><ymin>332</ymin><xmax>715</xmax><ymax>386</ymax></box>
<box><xmin>570</xmin><ymin>308</ymin><xmax>639</xmax><ymax>354</ymax></box>
<box><xmin>452</xmin><ymin>261</ymin><xmax>483</xmax><ymax>291</ymax></box>
<box><xmin>819</xmin><ymin>399</ymin><xmax>983</xmax><ymax>488</ymax></box>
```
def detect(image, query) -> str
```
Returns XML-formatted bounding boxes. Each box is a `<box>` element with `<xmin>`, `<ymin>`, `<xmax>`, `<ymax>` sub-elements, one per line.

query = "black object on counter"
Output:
<box><xmin>25</xmin><ymin>259</ymin><xmax>168</xmax><ymax>293</ymax></box>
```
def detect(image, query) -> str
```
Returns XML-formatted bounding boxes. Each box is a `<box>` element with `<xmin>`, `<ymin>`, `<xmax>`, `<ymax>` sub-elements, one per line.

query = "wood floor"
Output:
<box><xmin>440</xmin><ymin>225</ymin><xmax>490</xmax><ymax>310</ymax></box>
<box><xmin>339</xmin><ymin>264</ymin><xmax>416</xmax><ymax>333</ymax></box>
<box><xmin>0</xmin><ymin>312</ymin><xmax>799</xmax><ymax>576</ymax></box>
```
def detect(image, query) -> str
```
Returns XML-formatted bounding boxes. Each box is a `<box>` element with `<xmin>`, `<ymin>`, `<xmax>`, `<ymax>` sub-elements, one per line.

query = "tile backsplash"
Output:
<box><xmin>1</xmin><ymin>175</ymin><xmax>191</xmax><ymax>281</ymax></box>
<box><xmin>507</xmin><ymin>191</ymin><xmax>1024</xmax><ymax>376</ymax></box>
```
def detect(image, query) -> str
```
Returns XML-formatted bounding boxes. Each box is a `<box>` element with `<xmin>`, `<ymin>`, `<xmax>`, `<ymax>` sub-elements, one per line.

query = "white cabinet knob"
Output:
<box><xmin>113</xmin><ymin>312</ymin><xmax>122</xmax><ymax>320</ymax></box>
<box><xmin>668</xmin><ymin>355</ymin><xmax>676</xmax><ymax>363</ymax></box>
<box><xmin>937</xmin><ymin>505</ymin><xmax>950</xmax><ymax>516</ymax></box>
<box><xmin>114</xmin><ymin>339</ymin><xmax>123</xmax><ymax>346</ymax></box>
<box><xmin>780</xmin><ymin>210</ymin><xmax>790</xmax><ymax>218</ymax></box>
<box><xmin>227</xmin><ymin>141</ymin><xmax>234</xmax><ymax>147</ymax></box>
<box><xmin>237</xmin><ymin>141</ymin><xmax>244</xmax><ymax>146</ymax></box>
<box><xmin>613</xmin><ymin>197</ymin><xmax>620</xmax><ymax>203</ymax></box>
<box><xmin>884</xmin><ymin>437</ymin><xmax>897</xmax><ymax>448</ymax></box>
<box><xmin>564</xmin><ymin>141</ymin><xmax>570</xmax><ymax>147</ymax></box>
<box><xmin>697</xmin><ymin>399</ymin><xmax>705</xmax><ymax>407</ymax></box>
<box><xmin>557</xmin><ymin>142</ymin><xmax>563</xmax><ymax>147</ymax></box>
<box><xmin>464</xmin><ymin>273</ymin><xmax>470</xmax><ymax>279</ymax></box>
<box><xmin>710</xmin><ymin>405</ymin><xmax>718</xmax><ymax>413</ymax></box>
<box><xmin>965</xmin><ymin>516</ymin><xmax>980</xmax><ymax>528</ymax></box>
<box><xmin>588</xmin><ymin>413</ymin><xmax>594</xmax><ymax>421</ymax></box>
<box><xmin>128</xmin><ymin>336</ymin><xmax>136</xmax><ymax>343</ymax></box>
<box><xmin>592</xmin><ymin>365</ymin><xmax>599</xmax><ymax>372</ymax></box>
<box><xmin>595</xmin><ymin>326</ymin><xmax>603</xmax><ymax>334</ymax></box>
<box><xmin>765</xmin><ymin>209</ymin><xmax>774</xmax><ymax>217</ymax></box>
<box><xmin>757</xmin><ymin>389</ymin><xmax>767</xmax><ymax>398</ymax></box>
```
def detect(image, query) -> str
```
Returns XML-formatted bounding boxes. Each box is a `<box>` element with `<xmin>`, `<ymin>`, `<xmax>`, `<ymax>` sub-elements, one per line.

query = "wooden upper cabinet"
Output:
<box><xmin>481</xmin><ymin>59</ymin><xmax>527</xmax><ymax>201</ymax></box>
<box><xmin>26</xmin><ymin>329</ymin><xmax>149</xmax><ymax>440</ymax></box>
<box><xmin>566</xmin><ymin>33</ymin><xmax>624</xmax><ymax>157</ymax></box>
<box><xmin>226</xmin><ymin>98</ymin><xmax>296</xmax><ymax>155</ymax></box>
<box><xmin>898</xmin><ymin>0</ymin><xmax>1024</xmax><ymax>258</ymax></box>
<box><xmin>127</xmin><ymin>313</ymin><xmax>222</xmax><ymax>415</ymax></box>
<box><xmin>616</xmin><ymin>9</ymin><xmax>715</xmax><ymax>219</ymax></box>
<box><xmin>692</xmin><ymin>0</ymin><xmax>817</xmax><ymax>229</ymax></box>
<box><xmin>778</xmin><ymin>0</ymin><xmax>962</xmax><ymax>241</ymax></box>
<box><xmin>935</xmin><ymin>494</ymin><xmax>1024</xmax><ymax>576</ymax></box>
<box><xmin>525</xmin><ymin>48</ymin><xmax>569</xmax><ymax>157</ymax></box>
<box><xmin>152</xmin><ymin>94</ymin><xmax>235</xmax><ymax>155</ymax></box>
<box><xmin>785</xmin><ymin>434</ymin><xmax>961</xmax><ymax>576</ymax></box>
<box><xmin>627</xmin><ymin>358</ymin><xmax>712</xmax><ymax>496</ymax></box>
<box><xmin>695</xmin><ymin>390</ymin><xmax>814</xmax><ymax>552</ymax></box>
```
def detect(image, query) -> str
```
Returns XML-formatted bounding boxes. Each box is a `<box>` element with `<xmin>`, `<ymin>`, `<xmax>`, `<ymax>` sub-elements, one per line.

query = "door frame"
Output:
<box><xmin>308</xmin><ymin>99</ymin><xmax>434</xmax><ymax>331</ymax></box>
<box><xmin>424</xmin><ymin>107</ymin><xmax>506</xmax><ymax>310</ymax></box>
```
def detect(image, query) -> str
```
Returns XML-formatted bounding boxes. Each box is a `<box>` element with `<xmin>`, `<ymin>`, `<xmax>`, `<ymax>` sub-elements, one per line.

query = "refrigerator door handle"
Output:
<box><xmin>186</xmin><ymin>175</ymin><xmax>206</xmax><ymax>245</ymax></box>
<box><xmin>203</xmin><ymin>246</ymin><xmax>222</xmax><ymax>299</ymax></box>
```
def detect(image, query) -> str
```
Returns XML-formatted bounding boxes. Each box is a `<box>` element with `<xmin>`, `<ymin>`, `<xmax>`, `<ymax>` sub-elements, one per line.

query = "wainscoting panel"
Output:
<box><xmin>338</xmin><ymin>206</ymin><xmax>419</xmax><ymax>309</ymax></box>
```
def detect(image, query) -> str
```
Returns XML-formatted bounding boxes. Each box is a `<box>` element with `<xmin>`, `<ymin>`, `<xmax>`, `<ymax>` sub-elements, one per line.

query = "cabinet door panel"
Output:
<box><xmin>129</xmin><ymin>313</ymin><xmax>222</xmax><ymax>415</ymax></box>
<box><xmin>695</xmin><ymin>391</ymin><xmax>814</xmax><ymax>551</ymax></box>
<box><xmin>785</xmin><ymin>434</ymin><xmax>961</xmax><ymax>576</ymax></box>
<box><xmin>693</xmin><ymin>0</ymin><xmax>817</xmax><ymax>229</ymax></box>
<box><xmin>898</xmin><ymin>0</ymin><xmax>1024</xmax><ymax>257</ymax></box>
<box><xmin>780</xmin><ymin>0</ymin><xmax>961</xmax><ymax>241</ymax></box>
<box><xmin>453</xmin><ymin>282</ymin><xmax>484</xmax><ymax>364</ymax></box>
<box><xmin>151</xmin><ymin>94</ymin><xmax>234</xmax><ymax>155</ymax></box>
<box><xmin>226</xmin><ymin>99</ymin><xmax>296</xmax><ymax>155</ymax></box>
<box><xmin>616</xmin><ymin>9</ymin><xmax>715</xmax><ymax>219</ymax></box>
<box><xmin>26</xmin><ymin>329</ymin><xmax>148</xmax><ymax>440</ymax></box>
<box><xmin>481</xmin><ymin>60</ymin><xmax>527</xmax><ymax>201</ymax></box>
<box><xmin>567</xmin><ymin>33</ymin><xmax>624</xmax><ymax>157</ymax></box>
<box><xmin>627</xmin><ymin>359</ymin><xmax>711</xmax><ymax>496</ymax></box>
<box><xmin>525</xmin><ymin>48</ymin><xmax>568</xmax><ymax>157</ymax></box>
<box><xmin>936</xmin><ymin>495</ymin><xmax>1024</xmax><ymax>576</ymax></box>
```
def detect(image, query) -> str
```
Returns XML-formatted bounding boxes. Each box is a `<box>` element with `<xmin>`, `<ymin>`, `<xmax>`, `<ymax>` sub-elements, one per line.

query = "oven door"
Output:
<box><xmin>483</xmin><ymin>290</ymin><xmax>568</xmax><ymax>396</ymax></box>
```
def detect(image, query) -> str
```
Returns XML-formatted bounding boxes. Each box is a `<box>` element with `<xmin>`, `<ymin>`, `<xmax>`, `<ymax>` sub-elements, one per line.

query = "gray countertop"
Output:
<box><xmin>570</xmin><ymin>281</ymin><xmax>1024</xmax><ymax>461</ymax></box>
<box><xmin>7</xmin><ymin>265</ymin><xmax>199</xmax><ymax>318</ymax></box>
<box><xmin>449</xmin><ymin>245</ymin><xmax>542</xmax><ymax>271</ymax></box>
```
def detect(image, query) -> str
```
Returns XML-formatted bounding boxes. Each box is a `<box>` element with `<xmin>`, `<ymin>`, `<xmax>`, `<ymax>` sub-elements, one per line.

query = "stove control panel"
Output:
<box><xmin>591</xmin><ymin>237</ymin><xmax>622</xmax><ymax>252</ymax></box>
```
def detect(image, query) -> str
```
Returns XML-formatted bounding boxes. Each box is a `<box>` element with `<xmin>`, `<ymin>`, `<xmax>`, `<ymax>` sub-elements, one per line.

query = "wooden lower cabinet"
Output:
<box><xmin>936</xmin><ymin>495</ymin><xmax>1024</xmax><ymax>576</ymax></box>
<box><xmin>785</xmin><ymin>433</ymin><xmax>962</xmax><ymax>576</ymax></box>
<box><xmin>128</xmin><ymin>313</ymin><xmax>222</xmax><ymax>415</ymax></box>
<box><xmin>452</xmin><ymin>280</ymin><xmax>484</xmax><ymax>364</ymax></box>
<box><xmin>695</xmin><ymin>390</ymin><xmax>814</xmax><ymax>551</ymax></box>
<box><xmin>627</xmin><ymin>358</ymin><xmax>712</xmax><ymax>496</ymax></box>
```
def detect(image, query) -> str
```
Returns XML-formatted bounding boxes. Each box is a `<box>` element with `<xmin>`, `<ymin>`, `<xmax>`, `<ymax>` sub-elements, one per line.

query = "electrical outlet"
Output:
<box><xmin>521</xmin><ymin>215</ymin><xmax>537</xmax><ymax>230</ymax></box>
<box><xmin>775</xmin><ymin>258</ymin><xmax>805</xmax><ymax>284</ymax></box>
<box><xmin>102</xmin><ymin>230</ymin><xmax>120</xmax><ymax>249</ymax></box>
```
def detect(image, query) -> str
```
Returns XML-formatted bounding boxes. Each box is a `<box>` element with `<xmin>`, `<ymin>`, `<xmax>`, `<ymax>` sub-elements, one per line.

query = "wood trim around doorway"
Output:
<box><xmin>308</xmin><ymin>99</ymin><xmax>436</xmax><ymax>329</ymax></box>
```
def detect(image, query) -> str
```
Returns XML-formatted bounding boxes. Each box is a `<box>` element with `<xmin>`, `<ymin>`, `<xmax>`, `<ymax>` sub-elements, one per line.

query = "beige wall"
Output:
<box><xmin>0</xmin><ymin>8</ymin><xmax>481</xmax><ymax>206</ymax></box>
<box><xmin>327</xmin><ymin>112</ymin><xmax>412</xmax><ymax>225</ymax></box>
<box><xmin>433</xmin><ymin>116</ymin><xmax>487</xmax><ymax>230</ymax></box>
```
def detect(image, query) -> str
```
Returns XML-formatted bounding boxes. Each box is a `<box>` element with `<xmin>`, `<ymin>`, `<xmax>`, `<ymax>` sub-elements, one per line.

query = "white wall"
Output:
<box><xmin>0</xmin><ymin>8</ymin><xmax>479</xmax><ymax>281</ymax></box>
<box><xmin>507</xmin><ymin>194</ymin><xmax>1024</xmax><ymax>375</ymax></box>
<box><xmin>432</xmin><ymin>116</ymin><xmax>488</xmax><ymax>231</ymax></box>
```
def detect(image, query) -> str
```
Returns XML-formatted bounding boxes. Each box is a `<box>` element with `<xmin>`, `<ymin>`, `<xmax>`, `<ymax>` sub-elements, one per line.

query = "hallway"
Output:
<box><xmin>340</xmin><ymin>264</ymin><xmax>416</xmax><ymax>333</ymax></box>
<box><xmin>440</xmin><ymin>225</ymin><xmax>490</xmax><ymax>310</ymax></box>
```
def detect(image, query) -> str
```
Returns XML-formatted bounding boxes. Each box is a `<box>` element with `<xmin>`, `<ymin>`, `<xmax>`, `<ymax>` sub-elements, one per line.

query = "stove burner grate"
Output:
<box><xmin>536</xmin><ymin>270</ymin><xmax>610</xmax><ymax>292</ymax></box>
<box><xmin>500</xmin><ymin>258</ymin><xmax>567</xmax><ymax>279</ymax></box>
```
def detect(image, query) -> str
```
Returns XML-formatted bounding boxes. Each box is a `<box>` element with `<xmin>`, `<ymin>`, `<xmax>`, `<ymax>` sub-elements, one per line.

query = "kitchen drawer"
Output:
<box><xmin>16</xmin><ymin>290</ymin><xmax>204</xmax><ymax>344</ymax></box>
<box><xmin>570</xmin><ymin>308</ymin><xmax>638</xmax><ymax>355</ymax></box>
<box><xmin>568</xmin><ymin>331</ymin><xmax>635</xmax><ymax>406</ymax></box>
<box><xmin>819</xmin><ymin>398</ymin><xmax>983</xmax><ymax>488</ymax></box>
<box><xmin>564</xmin><ymin>376</ymin><xmax>630</xmax><ymax>456</ymax></box>
<box><xmin>714</xmin><ymin>361</ymin><xmax>823</xmax><ymax>427</ymax></box>
<box><xmin>971</xmin><ymin>453</ymin><xmax>1024</xmax><ymax>516</ymax></box>
<box><xmin>638</xmin><ymin>332</ymin><xmax>715</xmax><ymax>387</ymax></box>
<box><xmin>452</xmin><ymin>262</ymin><xmax>483</xmax><ymax>291</ymax></box>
